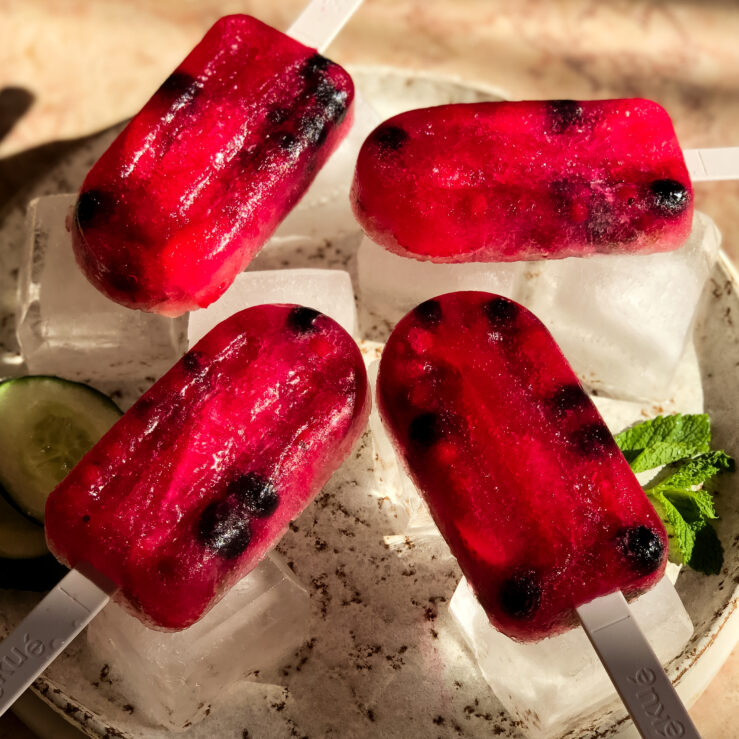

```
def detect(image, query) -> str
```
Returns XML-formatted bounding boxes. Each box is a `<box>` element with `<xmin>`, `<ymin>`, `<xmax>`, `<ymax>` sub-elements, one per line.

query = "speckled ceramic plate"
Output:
<box><xmin>0</xmin><ymin>68</ymin><xmax>736</xmax><ymax>739</ymax></box>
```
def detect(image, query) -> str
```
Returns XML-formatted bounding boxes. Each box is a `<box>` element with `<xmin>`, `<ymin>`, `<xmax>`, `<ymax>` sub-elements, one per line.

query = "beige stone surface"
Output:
<box><xmin>0</xmin><ymin>1</ymin><xmax>736</xmax><ymax>736</ymax></box>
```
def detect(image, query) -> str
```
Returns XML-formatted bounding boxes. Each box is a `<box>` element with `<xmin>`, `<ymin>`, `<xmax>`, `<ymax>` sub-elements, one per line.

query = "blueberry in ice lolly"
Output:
<box><xmin>351</xmin><ymin>99</ymin><xmax>693</xmax><ymax>262</ymax></box>
<box><xmin>45</xmin><ymin>304</ymin><xmax>370</xmax><ymax>629</ymax></box>
<box><xmin>376</xmin><ymin>291</ymin><xmax>668</xmax><ymax>642</ymax></box>
<box><xmin>73</xmin><ymin>15</ymin><xmax>354</xmax><ymax>316</ymax></box>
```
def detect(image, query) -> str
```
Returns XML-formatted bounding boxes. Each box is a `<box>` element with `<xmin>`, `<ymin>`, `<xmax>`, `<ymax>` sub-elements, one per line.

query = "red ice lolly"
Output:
<box><xmin>73</xmin><ymin>15</ymin><xmax>354</xmax><ymax>316</ymax></box>
<box><xmin>351</xmin><ymin>99</ymin><xmax>693</xmax><ymax>262</ymax></box>
<box><xmin>377</xmin><ymin>292</ymin><xmax>667</xmax><ymax>642</ymax></box>
<box><xmin>45</xmin><ymin>304</ymin><xmax>369</xmax><ymax>629</ymax></box>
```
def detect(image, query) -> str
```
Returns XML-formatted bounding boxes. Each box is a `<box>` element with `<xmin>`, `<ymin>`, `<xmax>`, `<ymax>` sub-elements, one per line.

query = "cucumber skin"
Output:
<box><xmin>0</xmin><ymin>375</ymin><xmax>123</xmax><ymax>525</ymax></box>
<box><xmin>0</xmin><ymin>555</ymin><xmax>68</xmax><ymax>591</ymax></box>
<box><xmin>0</xmin><ymin>375</ymin><xmax>122</xmax><ymax>415</ymax></box>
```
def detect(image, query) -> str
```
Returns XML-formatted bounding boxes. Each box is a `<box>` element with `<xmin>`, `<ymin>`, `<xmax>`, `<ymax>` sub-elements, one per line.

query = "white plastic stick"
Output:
<box><xmin>288</xmin><ymin>0</ymin><xmax>364</xmax><ymax>51</ymax></box>
<box><xmin>683</xmin><ymin>147</ymin><xmax>739</xmax><ymax>182</ymax></box>
<box><xmin>0</xmin><ymin>565</ymin><xmax>114</xmax><ymax>717</ymax></box>
<box><xmin>577</xmin><ymin>591</ymin><xmax>700</xmax><ymax>739</ymax></box>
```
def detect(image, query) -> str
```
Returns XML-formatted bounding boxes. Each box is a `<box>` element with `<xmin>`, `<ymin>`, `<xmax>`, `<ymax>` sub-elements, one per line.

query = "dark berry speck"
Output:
<box><xmin>182</xmin><ymin>350</ymin><xmax>203</xmax><ymax>374</ymax></box>
<box><xmin>499</xmin><ymin>572</ymin><xmax>541</xmax><ymax>619</ymax></box>
<box><xmin>76</xmin><ymin>189</ymin><xmax>111</xmax><ymax>227</ymax></box>
<box><xmin>414</xmin><ymin>299</ymin><xmax>442</xmax><ymax>327</ymax></box>
<box><xmin>549</xmin><ymin>100</ymin><xmax>583</xmax><ymax>134</ymax></box>
<box><xmin>230</xmin><ymin>473</ymin><xmax>279</xmax><ymax>518</ymax></box>
<box><xmin>409</xmin><ymin>412</ymin><xmax>443</xmax><ymax>447</ymax></box>
<box><xmin>158</xmin><ymin>71</ymin><xmax>198</xmax><ymax>97</ymax></box>
<box><xmin>619</xmin><ymin>526</ymin><xmax>665</xmax><ymax>574</ymax></box>
<box><xmin>267</xmin><ymin>107</ymin><xmax>290</xmax><ymax>125</ymax></box>
<box><xmin>374</xmin><ymin>125</ymin><xmax>409</xmax><ymax>151</ymax></box>
<box><xmin>573</xmin><ymin>422</ymin><xmax>613</xmax><ymax>455</ymax></box>
<box><xmin>197</xmin><ymin>499</ymin><xmax>252</xmax><ymax>559</ymax></box>
<box><xmin>550</xmin><ymin>384</ymin><xmax>588</xmax><ymax>415</ymax></box>
<box><xmin>650</xmin><ymin>179</ymin><xmax>690</xmax><ymax>214</ymax></box>
<box><xmin>302</xmin><ymin>54</ymin><xmax>332</xmax><ymax>78</ymax></box>
<box><xmin>288</xmin><ymin>306</ymin><xmax>321</xmax><ymax>333</ymax></box>
<box><xmin>278</xmin><ymin>132</ymin><xmax>298</xmax><ymax>152</ymax></box>
<box><xmin>483</xmin><ymin>297</ymin><xmax>518</xmax><ymax>327</ymax></box>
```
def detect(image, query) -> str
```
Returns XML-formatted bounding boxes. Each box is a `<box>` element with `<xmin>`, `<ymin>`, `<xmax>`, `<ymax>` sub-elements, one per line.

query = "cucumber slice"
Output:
<box><xmin>0</xmin><ymin>493</ymin><xmax>47</xmax><ymax>559</ymax></box>
<box><xmin>0</xmin><ymin>376</ymin><xmax>122</xmax><ymax>524</ymax></box>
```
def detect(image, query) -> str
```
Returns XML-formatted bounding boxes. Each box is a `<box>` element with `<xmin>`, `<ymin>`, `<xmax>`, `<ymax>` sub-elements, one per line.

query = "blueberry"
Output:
<box><xmin>550</xmin><ymin>384</ymin><xmax>588</xmax><ymax>415</ymax></box>
<box><xmin>157</xmin><ymin>71</ymin><xmax>198</xmax><ymax>97</ymax></box>
<box><xmin>549</xmin><ymin>100</ymin><xmax>583</xmax><ymax>134</ymax></box>
<box><xmin>182</xmin><ymin>350</ymin><xmax>203</xmax><ymax>374</ymax></box>
<box><xmin>267</xmin><ymin>107</ymin><xmax>291</xmax><ymax>125</ymax></box>
<box><xmin>499</xmin><ymin>572</ymin><xmax>541</xmax><ymax>619</ymax></box>
<box><xmin>414</xmin><ymin>299</ymin><xmax>442</xmax><ymax>327</ymax></box>
<box><xmin>373</xmin><ymin>125</ymin><xmax>409</xmax><ymax>151</ymax></box>
<box><xmin>315</xmin><ymin>79</ymin><xmax>348</xmax><ymax>119</ymax></box>
<box><xmin>573</xmin><ymin>422</ymin><xmax>613</xmax><ymax>455</ymax></box>
<box><xmin>650</xmin><ymin>179</ymin><xmax>690</xmax><ymax>215</ymax></box>
<box><xmin>229</xmin><ymin>473</ymin><xmax>279</xmax><ymax>518</ymax></box>
<box><xmin>618</xmin><ymin>526</ymin><xmax>665</xmax><ymax>574</ymax></box>
<box><xmin>409</xmin><ymin>412</ymin><xmax>444</xmax><ymax>447</ymax></box>
<box><xmin>197</xmin><ymin>500</ymin><xmax>252</xmax><ymax>559</ymax></box>
<box><xmin>277</xmin><ymin>132</ymin><xmax>298</xmax><ymax>152</ymax></box>
<box><xmin>301</xmin><ymin>54</ymin><xmax>332</xmax><ymax>78</ymax></box>
<box><xmin>105</xmin><ymin>270</ymin><xmax>140</xmax><ymax>296</ymax></box>
<box><xmin>76</xmin><ymin>189</ymin><xmax>111</xmax><ymax>227</ymax></box>
<box><xmin>288</xmin><ymin>306</ymin><xmax>321</xmax><ymax>333</ymax></box>
<box><xmin>299</xmin><ymin>114</ymin><xmax>329</xmax><ymax>146</ymax></box>
<box><xmin>483</xmin><ymin>297</ymin><xmax>518</xmax><ymax>327</ymax></box>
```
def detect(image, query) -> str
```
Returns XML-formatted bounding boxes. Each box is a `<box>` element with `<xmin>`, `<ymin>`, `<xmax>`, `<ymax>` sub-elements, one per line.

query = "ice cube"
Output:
<box><xmin>367</xmin><ymin>360</ymin><xmax>437</xmax><ymax>536</ymax></box>
<box><xmin>450</xmin><ymin>566</ymin><xmax>692</xmax><ymax>738</ymax></box>
<box><xmin>358</xmin><ymin>235</ymin><xmax>521</xmax><ymax>335</ymax></box>
<box><xmin>16</xmin><ymin>195</ymin><xmax>186</xmax><ymax>381</ymax></box>
<box><xmin>86</xmin><ymin>553</ymin><xmax>310</xmax><ymax>731</ymax></box>
<box><xmin>187</xmin><ymin>268</ymin><xmax>357</xmax><ymax>347</ymax></box>
<box><xmin>514</xmin><ymin>211</ymin><xmax>720</xmax><ymax>402</ymax></box>
<box><xmin>271</xmin><ymin>95</ymin><xmax>380</xmax><ymax>245</ymax></box>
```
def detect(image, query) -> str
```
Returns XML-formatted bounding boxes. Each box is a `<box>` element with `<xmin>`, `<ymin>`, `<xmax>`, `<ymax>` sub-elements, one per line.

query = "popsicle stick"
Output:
<box><xmin>288</xmin><ymin>0</ymin><xmax>364</xmax><ymax>51</ymax></box>
<box><xmin>0</xmin><ymin>565</ymin><xmax>114</xmax><ymax>718</ymax></box>
<box><xmin>683</xmin><ymin>147</ymin><xmax>739</xmax><ymax>182</ymax></box>
<box><xmin>577</xmin><ymin>591</ymin><xmax>701</xmax><ymax>739</ymax></box>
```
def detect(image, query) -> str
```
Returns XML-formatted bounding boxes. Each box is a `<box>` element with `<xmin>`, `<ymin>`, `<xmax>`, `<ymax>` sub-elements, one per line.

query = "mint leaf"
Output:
<box><xmin>688</xmin><ymin>524</ymin><xmax>723</xmax><ymax>576</ymax></box>
<box><xmin>615</xmin><ymin>414</ymin><xmax>710</xmax><ymax>472</ymax></box>
<box><xmin>651</xmin><ymin>492</ymin><xmax>694</xmax><ymax>564</ymax></box>
<box><xmin>648</xmin><ymin>452</ymin><xmax>734</xmax><ymax>492</ymax></box>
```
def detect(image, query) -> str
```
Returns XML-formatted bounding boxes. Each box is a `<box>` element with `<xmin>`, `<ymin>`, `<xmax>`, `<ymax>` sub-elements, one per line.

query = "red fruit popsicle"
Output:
<box><xmin>351</xmin><ymin>99</ymin><xmax>693</xmax><ymax>262</ymax></box>
<box><xmin>377</xmin><ymin>292</ymin><xmax>667</xmax><ymax>641</ymax></box>
<box><xmin>45</xmin><ymin>304</ymin><xmax>369</xmax><ymax>629</ymax></box>
<box><xmin>73</xmin><ymin>15</ymin><xmax>354</xmax><ymax>316</ymax></box>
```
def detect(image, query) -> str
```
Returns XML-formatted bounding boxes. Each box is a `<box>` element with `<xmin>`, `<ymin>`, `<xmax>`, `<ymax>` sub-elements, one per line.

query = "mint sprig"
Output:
<box><xmin>615</xmin><ymin>415</ymin><xmax>733</xmax><ymax>575</ymax></box>
<box><xmin>615</xmin><ymin>413</ymin><xmax>710</xmax><ymax>472</ymax></box>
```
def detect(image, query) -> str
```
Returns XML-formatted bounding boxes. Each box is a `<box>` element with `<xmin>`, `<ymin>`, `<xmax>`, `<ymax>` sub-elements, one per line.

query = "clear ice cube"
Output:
<box><xmin>514</xmin><ymin>211</ymin><xmax>720</xmax><ymax>401</ymax></box>
<box><xmin>16</xmin><ymin>195</ymin><xmax>186</xmax><ymax>381</ymax></box>
<box><xmin>187</xmin><ymin>268</ymin><xmax>357</xmax><ymax>347</ymax></box>
<box><xmin>358</xmin><ymin>235</ymin><xmax>521</xmax><ymax>332</ymax></box>
<box><xmin>367</xmin><ymin>360</ymin><xmax>437</xmax><ymax>536</ymax></box>
<box><xmin>450</xmin><ymin>566</ymin><xmax>692</xmax><ymax>738</ymax></box>
<box><xmin>86</xmin><ymin>553</ymin><xmax>310</xmax><ymax>731</ymax></box>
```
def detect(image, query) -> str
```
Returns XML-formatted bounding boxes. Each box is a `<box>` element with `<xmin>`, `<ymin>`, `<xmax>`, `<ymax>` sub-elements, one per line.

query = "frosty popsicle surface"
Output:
<box><xmin>45</xmin><ymin>304</ymin><xmax>370</xmax><ymax>629</ymax></box>
<box><xmin>73</xmin><ymin>15</ymin><xmax>354</xmax><ymax>316</ymax></box>
<box><xmin>352</xmin><ymin>99</ymin><xmax>693</xmax><ymax>262</ymax></box>
<box><xmin>376</xmin><ymin>291</ymin><xmax>668</xmax><ymax>641</ymax></box>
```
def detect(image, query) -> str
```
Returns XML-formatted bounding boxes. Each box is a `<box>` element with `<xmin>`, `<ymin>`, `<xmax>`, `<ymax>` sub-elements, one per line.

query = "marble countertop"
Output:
<box><xmin>0</xmin><ymin>1</ymin><xmax>737</xmax><ymax>737</ymax></box>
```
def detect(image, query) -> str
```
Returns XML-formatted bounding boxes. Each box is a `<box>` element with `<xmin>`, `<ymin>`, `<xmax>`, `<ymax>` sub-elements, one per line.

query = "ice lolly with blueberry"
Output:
<box><xmin>352</xmin><ymin>99</ymin><xmax>696</xmax><ymax>262</ymax></box>
<box><xmin>44</xmin><ymin>304</ymin><xmax>369</xmax><ymax>629</ymax></box>
<box><xmin>376</xmin><ymin>291</ymin><xmax>699</xmax><ymax>737</ymax></box>
<box><xmin>73</xmin><ymin>13</ymin><xmax>355</xmax><ymax>316</ymax></box>
<box><xmin>377</xmin><ymin>290</ymin><xmax>669</xmax><ymax>640</ymax></box>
